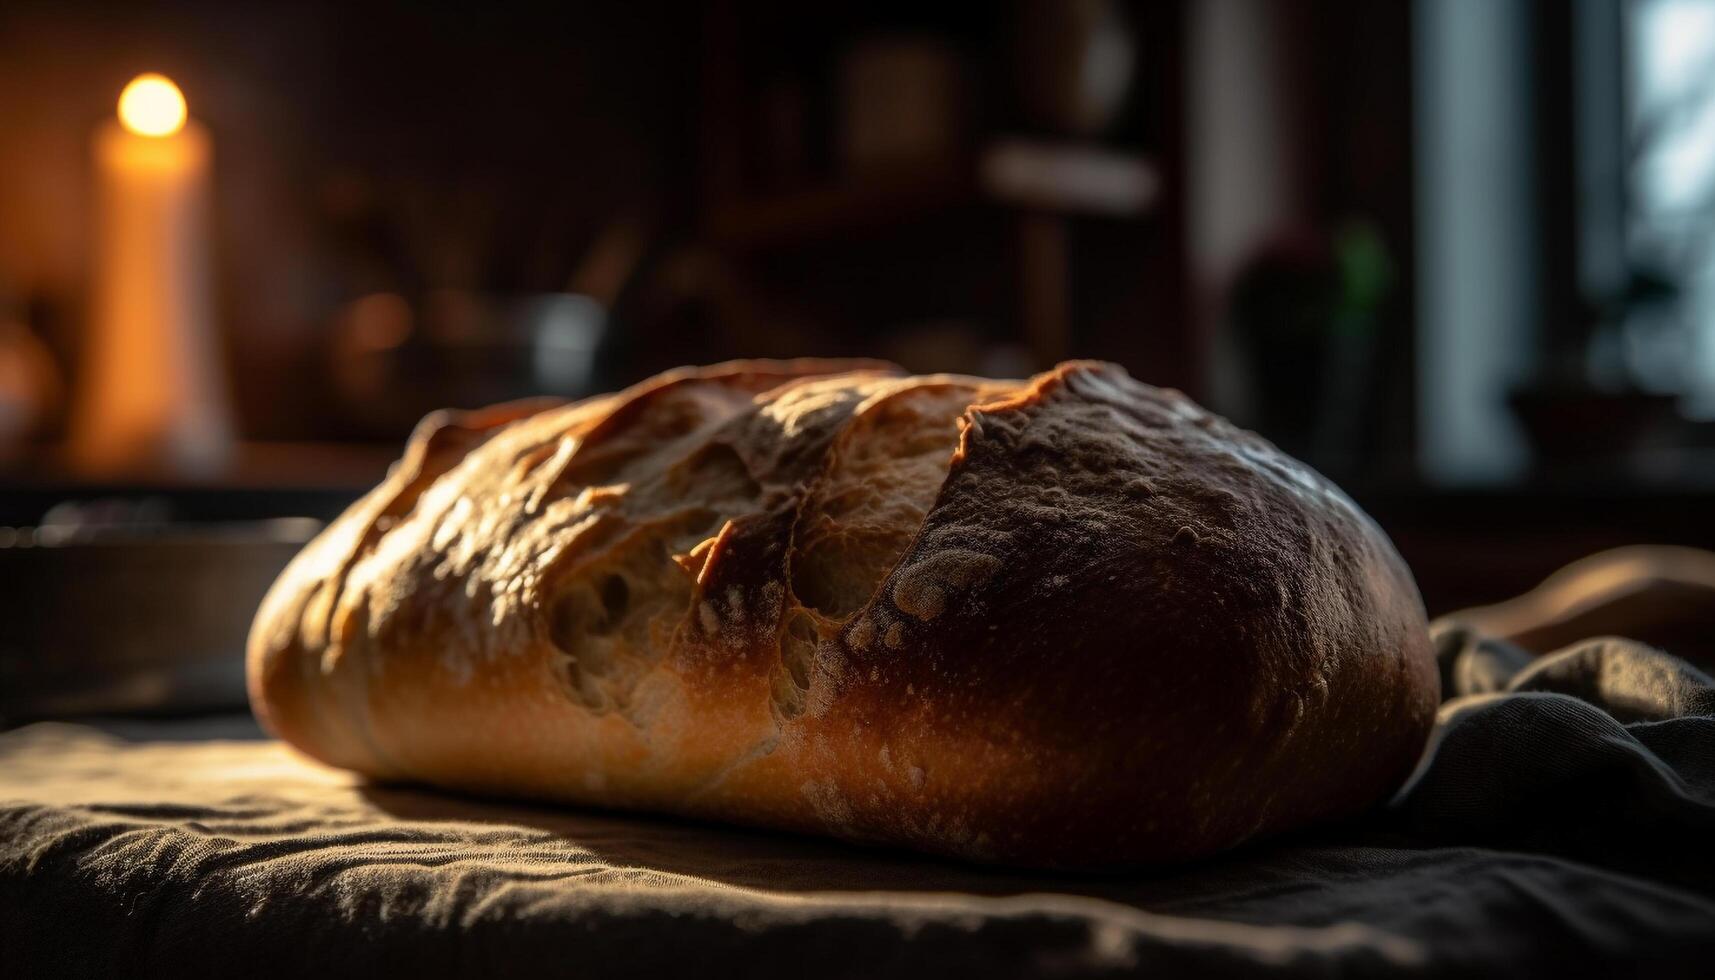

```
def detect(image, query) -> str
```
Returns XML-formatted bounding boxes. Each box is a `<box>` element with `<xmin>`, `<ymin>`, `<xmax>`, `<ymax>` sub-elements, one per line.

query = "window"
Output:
<box><xmin>1628</xmin><ymin>0</ymin><xmax>1715</xmax><ymax>414</ymax></box>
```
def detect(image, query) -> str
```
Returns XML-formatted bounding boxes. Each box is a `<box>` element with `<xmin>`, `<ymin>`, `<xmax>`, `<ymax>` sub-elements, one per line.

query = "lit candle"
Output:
<box><xmin>72</xmin><ymin>73</ymin><xmax>232</xmax><ymax>475</ymax></box>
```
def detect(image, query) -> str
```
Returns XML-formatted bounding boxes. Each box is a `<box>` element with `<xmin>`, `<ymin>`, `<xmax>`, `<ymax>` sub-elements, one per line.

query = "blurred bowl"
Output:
<box><xmin>0</xmin><ymin>517</ymin><xmax>319</xmax><ymax>723</ymax></box>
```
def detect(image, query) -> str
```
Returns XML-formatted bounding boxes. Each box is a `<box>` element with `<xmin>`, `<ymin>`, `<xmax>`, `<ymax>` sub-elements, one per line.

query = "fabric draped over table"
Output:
<box><xmin>3</xmin><ymin>623</ymin><xmax>1713</xmax><ymax>978</ymax></box>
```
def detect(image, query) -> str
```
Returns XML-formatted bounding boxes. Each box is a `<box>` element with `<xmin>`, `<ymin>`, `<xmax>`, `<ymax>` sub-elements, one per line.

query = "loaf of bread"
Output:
<box><xmin>249</xmin><ymin>359</ymin><xmax>1438</xmax><ymax>868</ymax></box>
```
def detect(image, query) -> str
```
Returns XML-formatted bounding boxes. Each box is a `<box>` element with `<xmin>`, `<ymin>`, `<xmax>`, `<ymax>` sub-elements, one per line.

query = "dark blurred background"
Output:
<box><xmin>5</xmin><ymin>0</ymin><xmax>1715</xmax><ymax>718</ymax></box>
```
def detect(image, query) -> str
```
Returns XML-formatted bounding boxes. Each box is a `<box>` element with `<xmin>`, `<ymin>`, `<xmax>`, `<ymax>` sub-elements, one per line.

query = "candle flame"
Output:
<box><xmin>118</xmin><ymin>73</ymin><xmax>187</xmax><ymax>137</ymax></box>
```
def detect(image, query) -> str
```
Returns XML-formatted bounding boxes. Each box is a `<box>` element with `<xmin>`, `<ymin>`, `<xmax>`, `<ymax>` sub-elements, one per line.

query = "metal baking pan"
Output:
<box><xmin>0</xmin><ymin>511</ymin><xmax>319</xmax><ymax>724</ymax></box>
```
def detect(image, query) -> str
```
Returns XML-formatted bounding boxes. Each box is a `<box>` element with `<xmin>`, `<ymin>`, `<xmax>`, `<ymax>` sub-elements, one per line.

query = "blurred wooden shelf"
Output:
<box><xmin>0</xmin><ymin>442</ymin><xmax>402</xmax><ymax>526</ymax></box>
<box><xmin>0</xmin><ymin>441</ymin><xmax>399</xmax><ymax>493</ymax></box>
<box><xmin>706</xmin><ymin>139</ymin><xmax>1160</xmax><ymax>251</ymax></box>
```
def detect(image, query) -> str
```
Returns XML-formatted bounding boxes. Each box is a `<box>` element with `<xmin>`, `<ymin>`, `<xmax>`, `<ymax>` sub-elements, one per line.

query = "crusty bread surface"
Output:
<box><xmin>249</xmin><ymin>359</ymin><xmax>1438</xmax><ymax>868</ymax></box>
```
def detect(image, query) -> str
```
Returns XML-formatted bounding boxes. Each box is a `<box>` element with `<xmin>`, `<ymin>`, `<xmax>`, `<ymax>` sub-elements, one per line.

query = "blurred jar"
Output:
<box><xmin>328</xmin><ymin>290</ymin><xmax>607</xmax><ymax>439</ymax></box>
<box><xmin>839</xmin><ymin>36</ymin><xmax>969</xmax><ymax>174</ymax></box>
<box><xmin>1012</xmin><ymin>0</ymin><xmax>1137</xmax><ymax>137</ymax></box>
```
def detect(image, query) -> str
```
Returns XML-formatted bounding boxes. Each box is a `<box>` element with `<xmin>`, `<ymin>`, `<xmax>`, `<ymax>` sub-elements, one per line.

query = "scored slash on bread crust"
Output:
<box><xmin>248</xmin><ymin>359</ymin><xmax>1439</xmax><ymax>869</ymax></box>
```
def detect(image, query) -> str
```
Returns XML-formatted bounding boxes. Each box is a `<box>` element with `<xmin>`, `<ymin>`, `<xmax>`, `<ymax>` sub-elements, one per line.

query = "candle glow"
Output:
<box><xmin>118</xmin><ymin>73</ymin><xmax>188</xmax><ymax>138</ymax></box>
<box><xmin>73</xmin><ymin>72</ymin><xmax>231</xmax><ymax>474</ymax></box>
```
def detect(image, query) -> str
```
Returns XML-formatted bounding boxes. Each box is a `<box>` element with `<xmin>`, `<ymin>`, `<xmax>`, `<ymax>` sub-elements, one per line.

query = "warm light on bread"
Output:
<box><xmin>248</xmin><ymin>359</ymin><xmax>1438</xmax><ymax>868</ymax></box>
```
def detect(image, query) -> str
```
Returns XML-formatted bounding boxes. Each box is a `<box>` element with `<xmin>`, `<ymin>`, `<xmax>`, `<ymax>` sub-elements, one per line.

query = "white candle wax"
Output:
<box><xmin>72</xmin><ymin>75</ymin><xmax>232</xmax><ymax>475</ymax></box>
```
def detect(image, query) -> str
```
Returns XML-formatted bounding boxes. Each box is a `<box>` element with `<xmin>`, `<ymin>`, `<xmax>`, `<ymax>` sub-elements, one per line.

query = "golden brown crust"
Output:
<box><xmin>248</xmin><ymin>359</ymin><xmax>1438</xmax><ymax>868</ymax></box>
